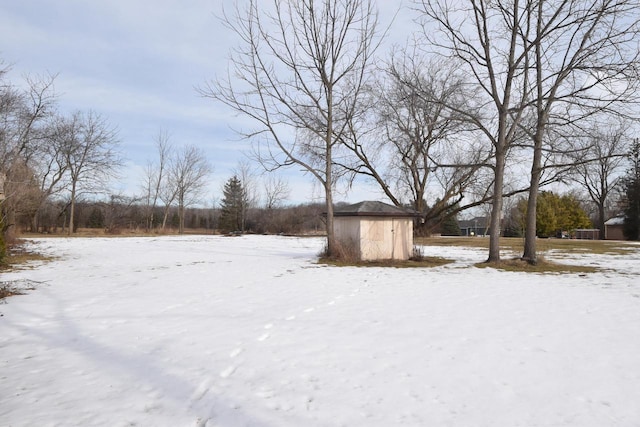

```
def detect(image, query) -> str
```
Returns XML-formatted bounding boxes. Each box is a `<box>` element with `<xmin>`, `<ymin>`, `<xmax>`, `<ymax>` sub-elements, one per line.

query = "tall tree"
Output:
<box><xmin>348</xmin><ymin>49</ymin><xmax>489</xmax><ymax>234</ymax></box>
<box><xmin>170</xmin><ymin>144</ymin><xmax>212</xmax><ymax>234</ymax></box>
<box><xmin>623</xmin><ymin>139</ymin><xmax>640</xmax><ymax>240</ymax></box>
<box><xmin>219</xmin><ymin>175</ymin><xmax>246</xmax><ymax>233</ymax></box>
<box><xmin>233</xmin><ymin>160</ymin><xmax>259</xmax><ymax>232</ymax></box>
<box><xmin>418</xmin><ymin>0</ymin><xmax>532</xmax><ymax>262</ymax></box>
<box><xmin>263</xmin><ymin>174</ymin><xmax>290</xmax><ymax>210</ymax></box>
<box><xmin>418</xmin><ymin>0</ymin><xmax>640</xmax><ymax>262</ymax></box>
<box><xmin>516</xmin><ymin>0</ymin><xmax>640</xmax><ymax>263</ymax></box>
<box><xmin>1</xmin><ymin>66</ymin><xmax>58</xmax><ymax>238</ymax></box>
<box><xmin>59</xmin><ymin>111</ymin><xmax>121</xmax><ymax>235</ymax></box>
<box><xmin>142</xmin><ymin>130</ymin><xmax>172</xmax><ymax>230</ymax></box>
<box><xmin>571</xmin><ymin>121</ymin><xmax>630</xmax><ymax>239</ymax></box>
<box><xmin>201</xmin><ymin>0</ymin><xmax>381</xmax><ymax>257</ymax></box>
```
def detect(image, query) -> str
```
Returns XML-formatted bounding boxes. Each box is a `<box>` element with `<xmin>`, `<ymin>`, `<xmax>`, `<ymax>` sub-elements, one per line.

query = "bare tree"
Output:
<box><xmin>200</xmin><ymin>0</ymin><xmax>382</xmax><ymax>256</ymax></box>
<box><xmin>516</xmin><ymin>0</ymin><xmax>640</xmax><ymax>263</ymax></box>
<box><xmin>570</xmin><ymin>120</ymin><xmax>631</xmax><ymax>239</ymax></box>
<box><xmin>345</xmin><ymin>48</ymin><xmax>490</xmax><ymax>234</ymax></box>
<box><xmin>170</xmin><ymin>144</ymin><xmax>211</xmax><ymax>234</ymax></box>
<box><xmin>59</xmin><ymin>111</ymin><xmax>121</xmax><ymax>235</ymax></box>
<box><xmin>233</xmin><ymin>160</ymin><xmax>259</xmax><ymax>232</ymax></box>
<box><xmin>264</xmin><ymin>174</ymin><xmax>291</xmax><ymax>210</ymax></box>
<box><xmin>418</xmin><ymin>0</ymin><xmax>640</xmax><ymax>262</ymax></box>
<box><xmin>1</xmin><ymin>67</ymin><xmax>58</xmax><ymax>237</ymax></box>
<box><xmin>417</xmin><ymin>0</ymin><xmax>532</xmax><ymax>262</ymax></box>
<box><xmin>28</xmin><ymin>118</ymin><xmax>69</xmax><ymax>231</ymax></box>
<box><xmin>142</xmin><ymin>130</ymin><xmax>172</xmax><ymax>230</ymax></box>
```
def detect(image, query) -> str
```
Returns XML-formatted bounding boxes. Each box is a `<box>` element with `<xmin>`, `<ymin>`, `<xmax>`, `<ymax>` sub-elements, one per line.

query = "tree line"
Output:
<box><xmin>0</xmin><ymin>62</ymin><xmax>122</xmax><ymax>260</ymax></box>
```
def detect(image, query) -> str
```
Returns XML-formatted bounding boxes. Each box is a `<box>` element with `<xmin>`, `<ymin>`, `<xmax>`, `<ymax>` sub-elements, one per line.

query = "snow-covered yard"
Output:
<box><xmin>1</xmin><ymin>235</ymin><xmax>639</xmax><ymax>427</ymax></box>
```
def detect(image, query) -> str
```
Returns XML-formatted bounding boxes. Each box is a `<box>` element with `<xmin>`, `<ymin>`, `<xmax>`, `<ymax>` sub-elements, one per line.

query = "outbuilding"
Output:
<box><xmin>333</xmin><ymin>201</ymin><xmax>419</xmax><ymax>261</ymax></box>
<box><xmin>604</xmin><ymin>217</ymin><xmax>626</xmax><ymax>240</ymax></box>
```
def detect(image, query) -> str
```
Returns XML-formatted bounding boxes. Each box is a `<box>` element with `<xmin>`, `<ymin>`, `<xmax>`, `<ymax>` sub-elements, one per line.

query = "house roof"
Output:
<box><xmin>605</xmin><ymin>217</ymin><xmax>625</xmax><ymax>226</ymax></box>
<box><xmin>333</xmin><ymin>201</ymin><xmax>420</xmax><ymax>218</ymax></box>
<box><xmin>458</xmin><ymin>216</ymin><xmax>490</xmax><ymax>228</ymax></box>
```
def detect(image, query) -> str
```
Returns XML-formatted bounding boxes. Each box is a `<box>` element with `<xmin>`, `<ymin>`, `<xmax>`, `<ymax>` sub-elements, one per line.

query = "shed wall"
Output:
<box><xmin>334</xmin><ymin>217</ymin><xmax>362</xmax><ymax>257</ymax></box>
<box><xmin>335</xmin><ymin>216</ymin><xmax>414</xmax><ymax>261</ymax></box>
<box><xmin>359</xmin><ymin>217</ymin><xmax>413</xmax><ymax>261</ymax></box>
<box><xmin>605</xmin><ymin>224</ymin><xmax>625</xmax><ymax>240</ymax></box>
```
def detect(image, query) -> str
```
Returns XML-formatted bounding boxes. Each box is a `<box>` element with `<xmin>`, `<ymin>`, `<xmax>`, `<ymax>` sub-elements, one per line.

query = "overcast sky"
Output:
<box><xmin>0</xmin><ymin>0</ymin><xmax>417</xmax><ymax>205</ymax></box>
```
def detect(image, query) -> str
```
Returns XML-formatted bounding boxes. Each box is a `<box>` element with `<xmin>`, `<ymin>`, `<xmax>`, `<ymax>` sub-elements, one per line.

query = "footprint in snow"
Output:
<box><xmin>190</xmin><ymin>378</ymin><xmax>211</xmax><ymax>402</ymax></box>
<box><xmin>220</xmin><ymin>365</ymin><xmax>237</xmax><ymax>378</ymax></box>
<box><xmin>229</xmin><ymin>348</ymin><xmax>243</xmax><ymax>358</ymax></box>
<box><xmin>194</xmin><ymin>417</ymin><xmax>210</xmax><ymax>427</ymax></box>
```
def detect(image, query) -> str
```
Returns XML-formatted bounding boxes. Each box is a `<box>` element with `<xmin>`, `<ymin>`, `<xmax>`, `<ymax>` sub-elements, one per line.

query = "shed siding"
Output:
<box><xmin>360</xmin><ymin>218</ymin><xmax>390</xmax><ymax>260</ymax></box>
<box><xmin>356</xmin><ymin>217</ymin><xmax>413</xmax><ymax>261</ymax></box>
<box><xmin>334</xmin><ymin>217</ymin><xmax>362</xmax><ymax>257</ymax></box>
<box><xmin>392</xmin><ymin>218</ymin><xmax>413</xmax><ymax>260</ymax></box>
<box><xmin>605</xmin><ymin>224</ymin><xmax>625</xmax><ymax>240</ymax></box>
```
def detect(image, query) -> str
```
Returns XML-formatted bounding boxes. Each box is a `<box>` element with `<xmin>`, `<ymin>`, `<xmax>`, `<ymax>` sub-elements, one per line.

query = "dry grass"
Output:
<box><xmin>318</xmin><ymin>255</ymin><xmax>453</xmax><ymax>268</ymax></box>
<box><xmin>1</xmin><ymin>240</ymin><xmax>54</xmax><ymax>272</ymax></box>
<box><xmin>415</xmin><ymin>236</ymin><xmax>639</xmax><ymax>256</ymax></box>
<box><xmin>474</xmin><ymin>258</ymin><xmax>599</xmax><ymax>274</ymax></box>
<box><xmin>414</xmin><ymin>236</ymin><xmax>639</xmax><ymax>274</ymax></box>
<box><xmin>0</xmin><ymin>284</ymin><xmax>24</xmax><ymax>300</ymax></box>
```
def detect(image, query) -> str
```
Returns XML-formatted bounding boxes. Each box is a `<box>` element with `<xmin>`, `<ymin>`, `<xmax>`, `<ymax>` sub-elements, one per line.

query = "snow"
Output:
<box><xmin>1</xmin><ymin>235</ymin><xmax>640</xmax><ymax>427</ymax></box>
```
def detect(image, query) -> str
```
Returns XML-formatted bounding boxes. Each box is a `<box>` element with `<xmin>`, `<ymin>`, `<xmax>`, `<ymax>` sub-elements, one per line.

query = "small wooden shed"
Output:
<box><xmin>333</xmin><ymin>201</ymin><xmax>418</xmax><ymax>261</ymax></box>
<box><xmin>605</xmin><ymin>217</ymin><xmax>625</xmax><ymax>240</ymax></box>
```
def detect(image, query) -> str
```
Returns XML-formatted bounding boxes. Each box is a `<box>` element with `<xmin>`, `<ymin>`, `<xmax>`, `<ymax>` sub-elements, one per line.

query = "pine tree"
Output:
<box><xmin>219</xmin><ymin>176</ymin><xmax>246</xmax><ymax>233</ymax></box>
<box><xmin>623</xmin><ymin>140</ymin><xmax>640</xmax><ymax>240</ymax></box>
<box><xmin>440</xmin><ymin>213</ymin><xmax>461</xmax><ymax>236</ymax></box>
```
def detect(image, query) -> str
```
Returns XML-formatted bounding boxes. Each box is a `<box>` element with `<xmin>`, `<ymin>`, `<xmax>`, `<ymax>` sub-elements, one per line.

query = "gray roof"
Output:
<box><xmin>458</xmin><ymin>217</ymin><xmax>490</xmax><ymax>228</ymax></box>
<box><xmin>605</xmin><ymin>216</ymin><xmax>625</xmax><ymax>225</ymax></box>
<box><xmin>333</xmin><ymin>201</ymin><xmax>420</xmax><ymax>217</ymax></box>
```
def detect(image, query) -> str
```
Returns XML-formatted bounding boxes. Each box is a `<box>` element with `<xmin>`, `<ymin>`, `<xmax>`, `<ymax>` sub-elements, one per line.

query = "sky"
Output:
<box><xmin>0</xmin><ymin>0</ymin><xmax>417</xmax><ymax>206</ymax></box>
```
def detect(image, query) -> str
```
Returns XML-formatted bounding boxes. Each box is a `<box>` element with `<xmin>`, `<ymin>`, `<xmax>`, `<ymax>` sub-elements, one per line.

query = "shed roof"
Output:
<box><xmin>605</xmin><ymin>217</ymin><xmax>625</xmax><ymax>226</ymax></box>
<box><xmin>333</xmin><ymin>201</ymin><xmax>420</xmax><ymax>217</ymax></box>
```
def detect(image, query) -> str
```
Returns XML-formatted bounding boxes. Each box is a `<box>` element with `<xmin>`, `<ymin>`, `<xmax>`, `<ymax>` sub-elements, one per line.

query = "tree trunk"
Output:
<box><xmin>177</xmin><ymin>192</ymin><xmax>184</xmax><ymax>234</ymax></box>
<box><xmin>162</xmin><ymin>205</ymin><xmax>170</xmax><ymax>230</ymax></box>
<box><xmin>68</xmin><ymin>183</ymin><xmax>76</xmax><ymax>236</ymax></box>
<box><xmin>325</xmin><ymin>139</ymin><xmax>336</xmax><ymax>256</ymax></box>
<box><xmin>487</xmin><ymin>150</ymin><xmax>506</xmax><ymax>263</ymax></box>
<box><xmin>522</xmin><ymin>138</ymin><xmax>544</xmax><ymax>264</ymax></box>
<box><xmin>597</xmin><ymin>202</ymin><xmax>606</xmax><ymax>240</ymax></box>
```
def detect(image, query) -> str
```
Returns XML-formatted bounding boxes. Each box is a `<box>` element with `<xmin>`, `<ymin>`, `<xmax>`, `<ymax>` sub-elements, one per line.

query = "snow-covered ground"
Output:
<box><xmin>1</xmin><ymin>235</ymin><xmax>639</xmax><ymax>427</ymax></box>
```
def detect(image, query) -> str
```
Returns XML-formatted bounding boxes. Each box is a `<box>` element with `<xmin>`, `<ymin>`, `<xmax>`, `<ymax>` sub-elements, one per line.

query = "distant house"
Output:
<box><xmin>457</xmin><ymin>216</ymin><xmax>490</xmax><ymax>236</ymax></box>
<box><xmin>604</xmin><ymin>217</ymin><xmax>626</xmax><ymax>240</ymax></box>
<box><xmin>333</xmin><ymin>201</ymin><xmax>419</xmax><ymax>261</ymax></box>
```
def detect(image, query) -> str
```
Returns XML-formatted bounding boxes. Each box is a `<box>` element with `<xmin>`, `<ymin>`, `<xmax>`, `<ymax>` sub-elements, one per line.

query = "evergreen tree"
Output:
<box><xmin>440</xmin><ymin>213</ymin><xmax>461</xmax><ymax>236</ymax></box>
<box><xmin>518</xmin><ymin>191</ymin><xmax>592</xmax><ymax>238</ymax></box>
<box><xmin>87</xmin><ymin>207</ymin><xmax>105</xmax><ymax>229</ymax></box>
<box><xmin>219</xmin><ymin>176</ymin><xmax>246</xmax><ymax>233</ymax></box>
<box><xmin>623</xmin><ymin>140</ymin><xmax>640</xmax><ymax>240</ymax></box>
